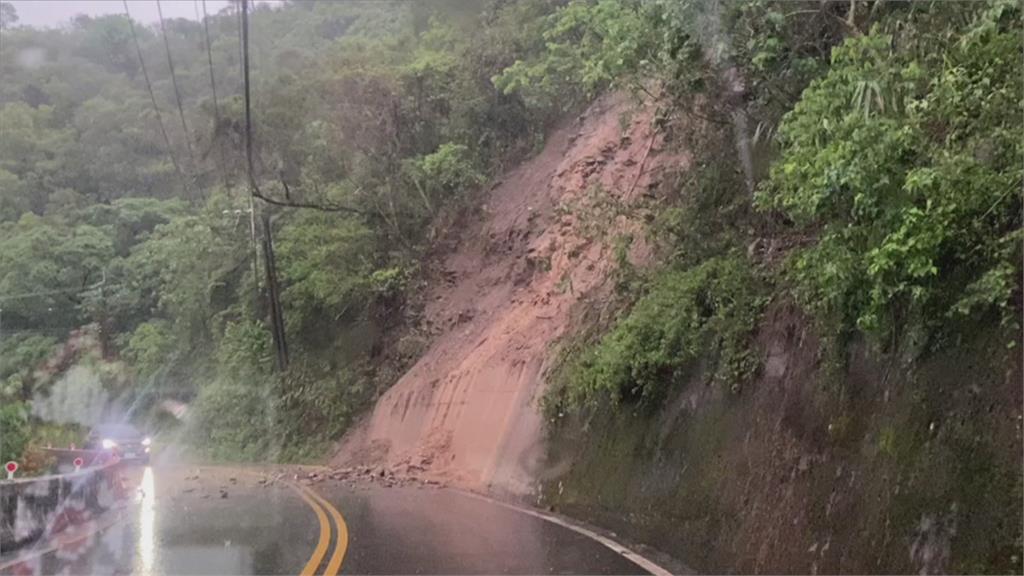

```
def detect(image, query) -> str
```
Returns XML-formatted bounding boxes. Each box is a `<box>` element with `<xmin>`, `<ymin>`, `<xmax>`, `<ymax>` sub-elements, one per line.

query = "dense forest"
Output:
<box><xmin>1</xmin><ymin>3</ymin><xmax>1020</xmax><ymax>559</ymax></box>
<box><xmin>1</xmin><ymin>0</ymin><xmax>566</xmax><ymax>461</ymax></box>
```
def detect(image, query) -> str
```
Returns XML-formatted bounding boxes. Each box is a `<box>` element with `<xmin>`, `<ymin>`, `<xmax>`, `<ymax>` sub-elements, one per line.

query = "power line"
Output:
<box><xmin>201</xmin><ymin>0</ymin><xmax>221</xmax><ymax>138</ymax></box>
<box><xmin>241</xmin><ymin>0</ymin><xmax>256</xmax><ymax>194</ymax></box>
<box><xmin>236</xmin><ymin>1</ymin><xmax>245</xmax><ymax>94</ymax></box>
<box><xmin>0</xmin><ymin>274</ymin><xmax>105</xmax><ymax>303</ymax></box>
<box><xmin>200</xmin><ymin>0</ymin><xmax>230</xmax><ymax>190</ymax></box>
<box><xmin>231</xmin><ymin>2</ymin><xmax>377</xmax><ymax>217</ymax></box>
<box><xmin>156</xmin><ymin>0</ymin><xmax>203</xmax><ymax>198</ymax></box>
<box><xmin>252</xmin><ymin>185</ymin><xmax>372</xmax><ymax>216</ymax></box>
<box><xmin>122</xmin><ymin>0</ymin><xmax>191</xmax><ymax>198</ymax></box>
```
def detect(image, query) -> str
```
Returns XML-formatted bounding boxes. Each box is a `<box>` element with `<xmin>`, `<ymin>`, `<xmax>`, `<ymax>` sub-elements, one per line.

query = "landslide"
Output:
<box><xmin>332</xmin><ymin>93</ymin><xmax>683</xmax><ymax>495</ymax></box>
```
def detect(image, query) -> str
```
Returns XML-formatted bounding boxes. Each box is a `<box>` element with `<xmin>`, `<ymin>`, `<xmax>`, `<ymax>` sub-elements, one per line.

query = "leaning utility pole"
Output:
<box><xmin>241</xmin><ymin>0</ymin><xmax>288</xmax><ymax>371</ymax></box>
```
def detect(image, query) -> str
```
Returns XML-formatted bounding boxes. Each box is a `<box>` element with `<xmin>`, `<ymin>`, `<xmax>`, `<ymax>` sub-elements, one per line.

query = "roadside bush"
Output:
<box><xmin>276</xmin><ymin>212</ymin><xmax>377</xmax><ymax>332</ymax></box>
<box><xmin>0</xmin><ymin>402</ymin><xmax>29</xmax><ymax>463</ymax></box>
<box><xmin>188</xmin><ymin>364</ymin><xmax>373</xmax><ymax>462</ymax></box>
<box><xmin>29</xmin><ymin>423</ymin><xmax>84</xmax><ymax>450</ymax></box>
<box><xmin>562</xmin><ymin>255</ymin><xmax>766</xmax><ymax>410</ymax></box>
<box><xmin>0</xmin><ymin>334</ymin><xmax>57</xmax><ymax>398</ymax></box>
<box><xmin>123</xmin><ymin>320</ymin><xmax>177</xmax><ymax>378</ymax></box>
<box><xmin>188</xmin><ymin>378</ymin><xmax>277</xmax><ymax>461</ymax></box>
<box><xmin>278</xmin><ymin>363</ymin><xmax>372</xmax><ymax>449</ymax></box>
<box><xmin>215</xmin><ymin>320</ymin><xmax>273</xmax><ymax>377</ymax></box>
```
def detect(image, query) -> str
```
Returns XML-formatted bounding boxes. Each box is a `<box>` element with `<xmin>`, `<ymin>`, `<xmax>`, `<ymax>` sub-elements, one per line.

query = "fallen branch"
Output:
<box><xmin>625</xmin><ymin>120</ymin><xmax>660</xmax><ymax>199</ymax></box>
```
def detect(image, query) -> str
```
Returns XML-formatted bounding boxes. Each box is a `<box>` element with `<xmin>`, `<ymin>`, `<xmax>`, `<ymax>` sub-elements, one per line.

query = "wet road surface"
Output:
<box><xmin>1</xmin><ymin>465</ymin><xmax>651</xmax><ymax>575</ymax></box>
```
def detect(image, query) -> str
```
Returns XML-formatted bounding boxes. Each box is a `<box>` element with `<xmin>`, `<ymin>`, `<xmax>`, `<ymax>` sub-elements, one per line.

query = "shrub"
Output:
<box><xmin>562</xmin><ymin>255</ymin><xmax>766</xmax><ymax>410</ymax></box>
<box><xmin>493</xmin><ymin>0</ymin><xmax>657</xmax><ymax>113</ymax></box>
<box><xmin>0</xmin><ymin>334</ymin><xmax>56</xmax><ymax>396</ymax></box>
<box><xmin>0</xmin><ymin>402</ymin><xmax>29</xmax><ymax>463</ymax></box>
<box><xmin>188</xmin><ymin>378</ymin><xmax>277</xmax><ymax>461</ymax></box>
<box><xmin>757</xmin><ymin>7</ymin><xmax>1022</xmax><ymax>346</ymax></box>
<box><xmin>277</xmin><ymin>212</ymin><xmax>377</xmax><ymax>332</ymax></box>
<box><xmin>215</xmin><ymin>320</ymin><xmax>273</xmax><ymax>377</ymax></box>
<box><xmin>404</xmin><ymin>143</ymin><xmax>485</xmax><ymax>212</ymax></box>
<box><xmin>123</xmin><ymin>320</ymin><xmax>177</xmax><ymax>377</ymax></box>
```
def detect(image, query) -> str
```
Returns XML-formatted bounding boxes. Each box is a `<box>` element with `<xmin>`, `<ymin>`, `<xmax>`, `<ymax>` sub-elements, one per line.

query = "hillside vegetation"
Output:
<box><xmin>0</xmin><ymin>0</ymin><xmax>1020</xmax><ymax>571</ymax></box>
<box><xmin>507</xmin><ymin>1</ymin><xmax>1021</xmax><ymax>573</ymax></box>
<box><xmin>1</xmin><ymin>0</ymin><xmax>567</xmax><ymax>461</ymax></box>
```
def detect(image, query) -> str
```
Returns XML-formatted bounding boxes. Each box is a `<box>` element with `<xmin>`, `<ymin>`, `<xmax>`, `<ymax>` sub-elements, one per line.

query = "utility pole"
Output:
<box><xmin>260</xmin><ymin>212</ymin><xmax>288</xmax><ymax>371</ymax></box>
<box><xmin>241</xmin><ymin>0</ymin><xmax>288</xmax><ymax>371</ymax></box>
<box><xmin>0</xmin><ymin>306</ymin><xmax>4</xmax><ymax>390</ymax></box>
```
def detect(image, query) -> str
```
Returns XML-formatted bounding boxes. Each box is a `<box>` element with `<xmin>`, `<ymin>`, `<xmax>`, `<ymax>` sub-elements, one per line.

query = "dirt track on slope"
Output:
<box><xmin>332</xmin><ymin>93</ymin><xmax>686</xmax><ymax>495</ymax></box>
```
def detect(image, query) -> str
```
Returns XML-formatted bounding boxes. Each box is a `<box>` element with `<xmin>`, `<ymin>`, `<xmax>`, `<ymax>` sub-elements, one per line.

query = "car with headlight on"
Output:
<box><xmin>85</xmin><ymin>423</ymin><xmax>152</xmax><ymax>464</ymax></box>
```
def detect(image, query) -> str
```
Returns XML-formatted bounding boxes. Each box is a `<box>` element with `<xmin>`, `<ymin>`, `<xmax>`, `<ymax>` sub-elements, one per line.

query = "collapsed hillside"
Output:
<box><xmin>332</xmin><ymin>16</ymin><xmax>1023</xmax><ymax>567</ymax></box>
<box><xmin>333</xmin><ymin>84</ymin><xmax>1022</xmax><ymax>571</ymax></box>
<box><xmin>333</xmin><ymin>93</ymin><xmax>682</xmax><ymax>495</ymax></box>
<box><xmin>3</xmin><ymin>1</ymin><xmax>1018</xmax><ymax>572</ymax></box>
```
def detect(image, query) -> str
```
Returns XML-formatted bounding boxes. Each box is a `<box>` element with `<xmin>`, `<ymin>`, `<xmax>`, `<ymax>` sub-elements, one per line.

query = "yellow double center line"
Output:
<box><xmin>288</xmin><ymin>481</ymin><xmax>349</xmax><ymax>576</ymax></box>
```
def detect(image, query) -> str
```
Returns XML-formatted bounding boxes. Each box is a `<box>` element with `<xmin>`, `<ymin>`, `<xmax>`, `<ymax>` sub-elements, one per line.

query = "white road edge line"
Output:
<box><xmin>454</xmin><ymin>489</ymin><xmax>678</xmax><ymax>576</ymax></box>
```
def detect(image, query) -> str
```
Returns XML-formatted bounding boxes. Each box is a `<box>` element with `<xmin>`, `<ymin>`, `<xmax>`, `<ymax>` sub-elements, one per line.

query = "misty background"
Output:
<box><xmin>6</xmin><ymin>1</ymin><xmax>282</xmax><ymax>28</ymax></box>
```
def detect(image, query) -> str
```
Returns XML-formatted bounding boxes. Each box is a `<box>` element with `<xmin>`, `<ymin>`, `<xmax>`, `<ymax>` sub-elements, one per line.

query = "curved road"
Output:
<box><xmin>1</xmin><ymin>465</ymin><xmax>653</xmax><ymax>575</ymax></box>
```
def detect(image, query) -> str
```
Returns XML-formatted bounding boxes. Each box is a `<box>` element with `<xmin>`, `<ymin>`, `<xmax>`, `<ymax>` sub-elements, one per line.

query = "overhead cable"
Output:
<box><xmin>156</xmin><ymin>0</ymin><xmax>204</xmax><ymax>197</ymax></box>
<box><xmin>122</xmin><ymin>0</ymin><xmax>190</xmax><ymax>197</ymax></box>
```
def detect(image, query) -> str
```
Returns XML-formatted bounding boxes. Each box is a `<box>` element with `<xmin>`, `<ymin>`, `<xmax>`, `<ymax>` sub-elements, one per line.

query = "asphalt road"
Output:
<box><xmin>0</xmin><ymin>465</ymin><xmax>652</xmax><ymax>575</ymax></box>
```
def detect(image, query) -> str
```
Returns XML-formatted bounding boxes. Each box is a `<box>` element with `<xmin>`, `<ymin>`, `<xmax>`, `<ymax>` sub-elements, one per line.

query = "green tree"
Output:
<box><xmin>493</xmin><ymin>0</ymin><xmax>656</xmax><ymax>112</ymax></box>
<box><xmin>0</xmin><ymin>215</ymin><xmax>114</xmax><ymax>328</ymax></box>
<box><xmin>758</xmin><ymin>3</ymin><xmax>1022</xmax><ymax>343</ymax></box>
<box><xmin>276</xmin><ymin>212</ymin><xmax>376</xmax><ymax>334</ymax></box>
<box><xmin>0</xmin><ymin>2</ymin><xmax>17</xmax><ymax>29</ymax></box>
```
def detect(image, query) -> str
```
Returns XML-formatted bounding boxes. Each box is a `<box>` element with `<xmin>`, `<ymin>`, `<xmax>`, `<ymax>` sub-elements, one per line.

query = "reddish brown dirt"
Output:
<box><xmin>332</xmin><ymin>93</ymin><xmax>686</xmax><ymax>494</ymax></box>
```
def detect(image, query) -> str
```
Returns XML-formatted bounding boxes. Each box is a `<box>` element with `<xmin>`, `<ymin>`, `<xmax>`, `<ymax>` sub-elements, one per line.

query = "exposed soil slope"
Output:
<box><xmin>333</xmin><ymin>93</ymin><xmax>683</xmax><ymax>495</ymax></box>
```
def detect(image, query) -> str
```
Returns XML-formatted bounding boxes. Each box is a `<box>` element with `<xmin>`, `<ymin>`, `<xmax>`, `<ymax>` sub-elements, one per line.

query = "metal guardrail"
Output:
<box><xmin>0</xmin><ymin>451</ymin><xmax>127</xmax><ymax>557</ymax></box>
